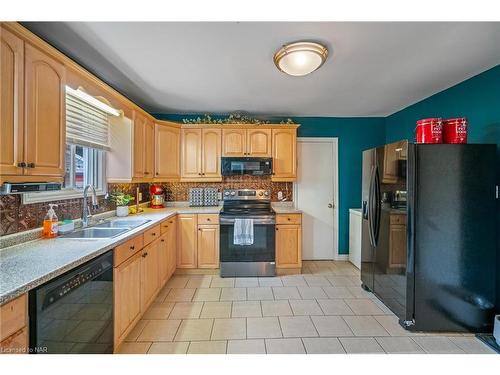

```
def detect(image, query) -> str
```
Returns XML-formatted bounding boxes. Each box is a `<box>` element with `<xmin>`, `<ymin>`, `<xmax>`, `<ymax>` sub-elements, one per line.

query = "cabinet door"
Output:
<box><xmin>0</xmin><ymin>27</ymin><xmax>24</xmax><ymax>177</ymax></box>
<box><xmin>155</xmin><ymin>124</ymin><xmax>180</xmax><ymax>179</ymax></box>
<box><xmin>158</xmin><ymin>232</ymin><xmax>169</xmax><ymax>285</ymax></box>
<box><xmin>114</xmin><ymin>252</ymin><xmax>141</xmax><ymax>347</ymax></box>
<box><xmin>247</xmin><ymin>129</ymin><xmax>271</xmax><ymax>157</ymax></box>
<box><xmin>197</xmin><ymin>224</ymin><xmax>219</xmax><ymax>269</ymax></box>
<box><xmin>177</xmin><ymin>214</ymin><xmax>198</xmax><ymax>268</ymax></box>
<box><xmin>140</xmin><ymin>241</ymin><xmax>160</xmax><ymax>312</ymax></box>
<box><xmin>389</xmin><ymin>224</ymin><xmax>406</xmax><ymax>268</ymax></box>
<box><xmin>167</xmin><ymin>218</ymin><xmax>177</xmax><ymax>277</ymax></box>
<box><xmin>144</xmin><ymin>118</ymin><xmax>154</xmax><ymax>178</ymax></box>
<box><xmin>181</xmin><ymin>128</ymin><xmax>202</xmax><ymax>178</ymax></box>
<box><xmin>222</xmin><ymin>128</ymin><xmax>246</xmax><ymax>156</ymax></box>
<box><xmin>133</xmin><ymin>113</ymin><xmax>146</xmax><ymax>178</ymax></box>
<box><xmin>272</xmin><ymin>129</ymin><xmax>296</xmax><ymax>180</ymax></box>
<box><xmin>201</xmin><ymin>128</ymin><xmax>221</xmax><ymax>178</ymax></box>
<box><xmin>275</xmin><ymin>224</ymin><xmax>302</xmax><ymax>268</ymax></box>
<box><xmin>0</xmin><ymin>327</ymin><xmax>27</xmax><ymax>354</ymax></box>
<box><xmin>382</xmin><ymin>143</ymin><xmax>399</xmax><ymax>184</ymax></box>
<box><xmin>24</xmin><ymin>43</ymin><xmax>66</xmax><ymax>177</ymax></box>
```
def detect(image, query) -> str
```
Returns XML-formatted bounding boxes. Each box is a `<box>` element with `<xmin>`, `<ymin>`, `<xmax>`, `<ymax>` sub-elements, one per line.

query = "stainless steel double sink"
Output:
<box><xmin>61</xmin><ymin>219</ymin><xmax>151</xmax><ymax>239</ymax></box>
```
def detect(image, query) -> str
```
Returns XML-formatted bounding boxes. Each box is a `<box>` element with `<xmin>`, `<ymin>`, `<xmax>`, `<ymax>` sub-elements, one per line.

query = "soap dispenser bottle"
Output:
<box><xmin>42</xmin><ymin>204</ymin><xmax>59</xmax><ymax>238</ymax></box>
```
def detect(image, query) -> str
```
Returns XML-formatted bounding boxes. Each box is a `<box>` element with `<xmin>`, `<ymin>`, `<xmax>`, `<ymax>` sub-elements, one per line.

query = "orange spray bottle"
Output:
<box><xmin>42</xmin><ymin>204</ymin><xmax>59</xmax><ymax>238</ymax></box>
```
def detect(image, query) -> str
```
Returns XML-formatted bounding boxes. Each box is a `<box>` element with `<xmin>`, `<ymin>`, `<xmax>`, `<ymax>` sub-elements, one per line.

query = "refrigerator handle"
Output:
<box><xmin>367</xmin><ymin>165</ymin><xmax>376</xmax><ymax>247</ymax></box>
<box><xmin>373</xmin><ymin>165</ymin><xmax>382</xmax><ymax>246</ymax></box>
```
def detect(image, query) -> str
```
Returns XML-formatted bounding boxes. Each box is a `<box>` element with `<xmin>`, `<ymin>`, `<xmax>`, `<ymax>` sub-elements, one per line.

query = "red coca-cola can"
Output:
<box><xmin>415</xmin><ymin>118</ymin><xmax>443</xmax><ymax>143</ymax></box>
<box><xmin>443</xmin><ymin>117</ymin><xmax>468</xmax><ymax>144</ymax></box>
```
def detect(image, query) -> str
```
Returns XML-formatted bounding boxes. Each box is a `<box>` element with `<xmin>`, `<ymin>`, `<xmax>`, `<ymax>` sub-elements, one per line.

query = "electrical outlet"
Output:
<box><xmin>138</xmin><ymin>192</ymin><xmax>143</xmax><ymax>201</ymax></box>
<box><xmin>278</xmin><ymin>191</ymin><xmax>283</xmax><ymax>200</ymax></box>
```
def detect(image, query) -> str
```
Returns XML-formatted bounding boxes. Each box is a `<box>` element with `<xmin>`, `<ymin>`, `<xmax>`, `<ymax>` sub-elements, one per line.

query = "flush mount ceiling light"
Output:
<box><xmin>274</xmin><ymin>41</ymin><xmax>328</xmax><ymax>76</ymax></box>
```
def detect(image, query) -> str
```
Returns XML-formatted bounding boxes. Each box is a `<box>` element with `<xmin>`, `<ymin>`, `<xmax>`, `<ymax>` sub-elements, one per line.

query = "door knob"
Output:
<box><xmin>328</xmin><ymin>203</ymin><xmax>333</xmax><ymax>208</ymax></box>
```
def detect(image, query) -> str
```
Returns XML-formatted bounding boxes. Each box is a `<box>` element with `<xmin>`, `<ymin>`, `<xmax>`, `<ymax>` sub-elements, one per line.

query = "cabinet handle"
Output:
<box><xmin>151</xmin><ymin>232</ymin><xmax>156</xmax><ymax>236</ymax></box>
<box><xmin>27</xmin><ymin>163</ymin><xmax>35</xmax><ymax>168</ymax></box>
<box><xmin>207</xmin><ymin>218</ymin><xmax>211</xmax><ymax>221</ymax></box>
<box><xmin>161</xmin><ymin>239</ymin><xmax>165</xmax><ymax>242</ymax></box>
<box><xmin>144</xmin><ymin>172</ymin><xmax>150</xmax><ymax>175</ymax></box>
<box><xmin>276</xmin><ymin>228</ymin><xmax>279</xmax><ymax>231</ymax></box>
<box><xmin>287</xmin><ymin>218</ymin><xmax>291</xmax><ymax>221</ymax></box>
<box><xmin>142</xmin><ymin>252</ymin><xmax>148</xmax><ymax>258</ymax></box>
<box><xmin>169</xmin><ymin>221</ymin><xmax>173</xmax><ymax>224</ymax></box>
<box><xmin>17</xmin><ymin>162</ymin><xmax>26</xmax><ymax>168</ymax></box>
<box><xmin>130</xmin><ymin>246</ymin><xmax>135</xmax><ymax>250</ymax></box>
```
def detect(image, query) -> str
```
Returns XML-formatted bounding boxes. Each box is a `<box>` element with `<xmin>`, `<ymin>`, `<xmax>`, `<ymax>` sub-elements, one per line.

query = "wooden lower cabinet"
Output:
<box><xmin>275</xmin><ymin>214</ymin><xmax>302</xmax><ymax>271</ymax></box>
<box><xmin>140</xmin><ymin>241</ymin><xmax>160</xmax><ymax>312</ymax></box>
<box><xmin>197</xmin><ymin>224</ymin><xmax>220</xmax><ymax>268</ymax></box>
<box><xmin>167</xmin><ymin>219</ymin><xmax>177</xmax><ymax>277</ymax></box>
<box><xmin>0</xmin><ymin>294</ymin><xmax>27</xmax><ymax>354</ymax></box>
<box><xmin>177</xmin><ymin>214</ymin><xmax>198</xmax><ymax>268</ymax></box>
<box><xmin>158</xmin><ymin>232</ymin><xmax>170</xmax><ymax>285</ymax></box>
<box><xmin>0</xmin><ymin>327</ymin><xmax>27</xmax><ymax>354</ymax></box>
<box><xmin>114</xmin><ymin>251</ymin><xmax>142</xmax><ymax>348</ymax></box>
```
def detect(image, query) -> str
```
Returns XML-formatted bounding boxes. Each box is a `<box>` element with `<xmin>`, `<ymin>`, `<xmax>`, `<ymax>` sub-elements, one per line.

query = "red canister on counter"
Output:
<box><xmin>415</xmin><ymin>118</ymin><xmax>443</xmax><ymax>143</ymax></box>
<box><xmin>443</xmin><ymin>117</ymin><xmax>468</xmax><ymax>144</ymax></box>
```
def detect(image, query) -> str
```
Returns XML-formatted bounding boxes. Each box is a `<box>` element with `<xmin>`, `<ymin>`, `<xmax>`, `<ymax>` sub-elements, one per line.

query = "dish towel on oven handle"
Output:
<box><xmin>233</xmin><ymin>218</ymin><xmax>254</xmax><ymax>245</ymax></box>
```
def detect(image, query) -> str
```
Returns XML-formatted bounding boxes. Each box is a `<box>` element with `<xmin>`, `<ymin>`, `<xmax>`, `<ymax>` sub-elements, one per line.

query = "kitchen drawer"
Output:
<box><xmin>114</xmin><ymin>235</ymin><xmax>144</xmax><ymax>267</ymax></box>
<box><xmin>0</xmin><ymin>294</ymin><xmax>26</xmax><ymax>342</ymax></box>
<box><xmin>161</xmin><ymin>216</ymin><xmax>177</xmax><ymax>234</ymax></box>
<box><xmin>390</xmin><ymin>214</ymin><xmax>407</xmax><ymax>225</ymax></box>
<box><xmin>0</xmin><ymin>327</ymin><xmax>27</xmax><ymax>354</ymax></box>
<box><xmin>144</xmin><ymin>224</ymin><xmax>161</xmax><ymax>245</ymax></box>
<box><xmin>197</xmin><ymin>214</ymin><xmax>219</xmax><ymax>225</ymax></box>
<box><xmin>276</xmin><ymin>214</ymin><xmax>302</xmax><ymax>225</ymax></box>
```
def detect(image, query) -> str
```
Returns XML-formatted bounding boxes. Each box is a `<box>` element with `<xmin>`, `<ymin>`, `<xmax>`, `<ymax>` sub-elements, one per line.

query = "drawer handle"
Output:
<box><xmin>161</xmin><ymin>239</ymin><xmax>165</xmax><ymax>242</ymax></box>
<box><xmin>27</xmin><ymin>162</ymin><xmax>35</xmax><ymax>168</ymax></box>
<box><xmin>17</xmin><ymin>162</ymin><xmax>26</xmax><ymax>168</ymax></box>
<box><xmin>287</xmin><ymin>218</ymin><xmax>291</xmax><ymax>221</ymax></box>
<box><xmin>142</xmin><ymin>252</ymin><xmax>148</xmax><ymax>258</ymax></box>
<box><xmin>207</xmin><ymin>218</ymin><xmax>211</xmax><ymax>221</ymax></box>
<box><xmin>151</xmin><ymin>232</ymin><xmax>156</xmax><ymax>236</ymax></box>
<box><xmin>169</xmin><ymin>221</ymin><xmax>173</xmax><ymax>224</ymax></box>
<box><xmin>130</xmin><ymin>246</ymin><xmax>135</xmax><ymax>250</ymax></box>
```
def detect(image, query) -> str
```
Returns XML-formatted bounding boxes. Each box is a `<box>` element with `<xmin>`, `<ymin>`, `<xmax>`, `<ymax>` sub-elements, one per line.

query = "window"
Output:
<box><xmin>23</xmin><ymin>87</ymin><xmax>111</xmax><ymax>204</ymax></box>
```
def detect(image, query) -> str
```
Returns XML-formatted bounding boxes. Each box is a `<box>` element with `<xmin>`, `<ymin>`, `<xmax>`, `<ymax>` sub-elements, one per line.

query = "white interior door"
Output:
<box><xmin>295</xmin><ymin>138</ymin><xmax>338</xmax><ymax>260</ymax></box>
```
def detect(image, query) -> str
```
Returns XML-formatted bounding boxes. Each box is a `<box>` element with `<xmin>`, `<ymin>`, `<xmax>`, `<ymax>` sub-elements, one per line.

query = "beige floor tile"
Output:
<box><xmin>125</xmin><ymin>319</ymin><xmax>148</xmax><ymax>342</ymax></box>
<box><xmin>375</xmin><ymin>337</ymin><xmax>424</xmax><ymax>353</ymax></box>
<box><xmin>247</xmin><ymin>287</ymin><xmax>274</xmax><ymax>301</ymax></box>
<box><xmin>339</xmin><ymin>337</ymin><xmax>385</xmax><ymax>353</ymax></box>
<box><xmin>280</xmin><ymin>316</ymin><xmax>318</xmax><ymax>338</ymax></box>
<box><xmin>371</xmin><ymin>297</ymin><xmax>396</xmax><ymax>313</ymax></box>
<box><xmin>117</xmin><ymin>342</ymin><xmax>152</xmax><ymax>354</ymax></box>
<box><xmin>211</xmin><ymin>318</ymin><xmax>246</xmax><ymax>340</ymax></box>
<box><xmin>261</xmin><ymin>300</ymin><xmax>293</xmax><ymax>317</ymax></box>
<box><xmin>169</xmin><ymin>302</ymin><xmax>203</xmax><ymax>319</ymax></box>
<box><xmin>311</xmin><ymin>316</ymin><xmax>353</xmax><ymax>337</ymax></box>
<box><xmin>164</xmin><ymin>288</ymin><xmax>196</xmax><ymax>302</ymax></box>
<box><xmin>200</xmin><ymin>301</ymin><xmax>232</xmax><ymax>318</ymax></box>
<box><xmin>281</xmin><ymin>275</ymin><xmax>308</xmax><ymax>287</ymax></box>
<box><xmin>232</xmin><ymin>301</ymin><xmax>262</xmax><ymax>317</ymax></box>
<box><xmin>303</xmin><ymin>275</ymin><xmax>331</xmax><ymax>287</ymax></box>
<box><xmin>302</xmin><ymin>337</ymin><xmax>346</xmax><ymax>354</ymax></box>
<box><xmin>227</xmin><ymin>339</ymin><xmax>266</xmax><ymax>354</ymax></box>
<box><xmin>165</xmin><ymin>276</ymin><xmax>189</xmax><ymax>289</ymax></box>
<box><xmin>266</xmin><ymin>338</ymin><xmax>305</xmax><ymax>354</ymax></box>
<box><xmin>247</xmin><ymin>317</ymin><xmax>282</xmax><ymax>339</ymax></box>
<box><xmin>142</xmin><ymin>302</ymin><xmax>175</xmax><ymax>319</ymax></box>
<box><xmin>343</xmin><ymin>316</ymin><xmax>389</xmax><ymax>336</ymax></box>
<box><xmin>326</xmin><ymin>276</ymin><xmax>359</xmax><ymax>287</ymax></box>
<box><xmin>373</xmin><ymin>315</ymin><xmax>414</xmax><ymax>336</ymax></box>
<box><xmin>211</xmin><ymin>277</ymin><xmax>235</xmax><ymax>288</ymax></box>
<box><xmin>175</xmin><ymin>319</ymin><xmax>214</xmax><ymax>341</ymax></box>
<box><xmin>192</xmin><ymin>288</ymin><xmax>221</xmax><ymax>302</ymax></box>
<box><xmin>345</xmin><ymin>299</ymin><xmax>386</xmax><ymax>315</ymax></box>
<box><xmin>411</xmin><ymin>336</ymin><xmax>464</xmax><ymax>353</ymax></box>
<box><xmin>317</xmin><ymin>299</ymin><xmax>354</xmax><ymax>315</ymax></box>
<box><xmin>148</xmin><ymin>342</ymin><xmax>189</xmax><ymax>354</ymax></box>
<box><xmin>289</xmin><ymin>299</ymin><xmax>323</xmax><ymax>316</ymax></box>
<box><xmin>188</xmin><ymin>340</ymin><xmax>227</xmax><ymax>354</ymax></box>
<box><xmin>346</xmin><ymin>286</ymin><xmax>377</xmax><ymax>299</ymax></box>
<box><xmin>154</xmin><ymin>287</ymin><xmax>171</xmax><ymax>303</ymax></box>
<box><xmin>447</xmin><ymin>336</ymin><xmax>496</xmax><ymax>354</ymax></box>
<box><xmin>220</xmin><ymin>287</ymin><xmax>247</xmax><ymax>301</ymax></box>
<box><xmin>137</xmin><ymin>320</ymin><xmax>182</xmax><ymax>342</ymax></box>
<box><xmin>323</xmin><ymin>286</ymin><xmax>355</xmax><ymax>298</ymax></box>
<box><xmin>258</xmin><ymin>277</ymin><xmax>283</xmax><ymax>287</ymax></box>
<box><xmin>297</xmin><ymin>286</ymin><xmax>328</xmax><ymax>299</ymax></box>
<box><xmin>235</xmin><ymin>278</ymin><xmax>259</xmax><ymax>287</ymax></box>
<box><xmin>186</xmin><ymin>276</ymin><xmax>212</xmax><ymax>289</ymax></box>
<box><xmin>272</xmin><ymin>286</ymin><xmax>301</xmax><ymax>300</ymax></box>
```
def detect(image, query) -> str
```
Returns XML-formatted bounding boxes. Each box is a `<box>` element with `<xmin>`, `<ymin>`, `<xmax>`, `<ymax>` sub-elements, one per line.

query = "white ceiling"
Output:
<box><xmin>24</xmin><ymin>22</ymin><xmax>500</xmax><ymax>117</ymax></box>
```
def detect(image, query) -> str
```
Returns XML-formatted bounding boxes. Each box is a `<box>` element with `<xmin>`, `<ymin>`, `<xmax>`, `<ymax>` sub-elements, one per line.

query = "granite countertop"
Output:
<box><xmin>0</xmin><ymin>205</ymin><xmax>222</xmax><ymax>305</ymax></box>
<box><xmin>271</xmin><ymin>202</ymin><xmax>302</xmax><ymax>214</ymax></box>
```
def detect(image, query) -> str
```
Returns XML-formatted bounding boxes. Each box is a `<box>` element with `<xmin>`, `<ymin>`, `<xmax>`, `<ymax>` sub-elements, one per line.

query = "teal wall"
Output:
<box><xmin>153</xmin><ymin>113</ymin><xmax>386</xmax><ymax>254</ymax></box>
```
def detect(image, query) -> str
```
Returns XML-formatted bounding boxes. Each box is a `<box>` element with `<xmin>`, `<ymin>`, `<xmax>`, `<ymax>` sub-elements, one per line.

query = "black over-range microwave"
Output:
<box><xmin>221</xmin><ymin>157</ymin><xmax>273</xmax><ymax>176</ymax></box>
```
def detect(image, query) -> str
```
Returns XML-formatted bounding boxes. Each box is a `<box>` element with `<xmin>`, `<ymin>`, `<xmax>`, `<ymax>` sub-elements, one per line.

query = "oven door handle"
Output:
<box><xmin>219</xmin><ymin>217</ymin><xmax>276</xmax><ymax>225</ymax></box>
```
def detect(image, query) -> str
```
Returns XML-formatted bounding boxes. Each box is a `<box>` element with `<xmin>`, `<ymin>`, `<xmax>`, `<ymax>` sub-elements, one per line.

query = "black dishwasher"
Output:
<box><xmin>29</xmin><ymin>251</ymin><xmax>113</xmax><ymax>354</ymax></box>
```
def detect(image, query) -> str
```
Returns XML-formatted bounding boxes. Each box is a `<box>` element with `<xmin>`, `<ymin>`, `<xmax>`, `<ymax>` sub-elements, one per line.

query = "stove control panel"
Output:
<box><xmin>223</xmin><ymin>189</ymin><xmax>270</xmax><ymax>201</ymax></box>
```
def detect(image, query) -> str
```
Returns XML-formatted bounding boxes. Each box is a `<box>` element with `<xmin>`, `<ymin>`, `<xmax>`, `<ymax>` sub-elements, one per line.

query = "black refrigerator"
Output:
<box><xmin>361</xmin><ymin>141</ymin><xmax>497</xmax><ymax>332</ymax></box>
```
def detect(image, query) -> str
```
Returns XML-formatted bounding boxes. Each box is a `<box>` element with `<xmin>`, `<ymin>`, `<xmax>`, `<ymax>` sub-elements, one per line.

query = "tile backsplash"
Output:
<box><xmin>0</xmin><ymin>177</ymin><xmax>292</xmax><ymax>236</ymax></box>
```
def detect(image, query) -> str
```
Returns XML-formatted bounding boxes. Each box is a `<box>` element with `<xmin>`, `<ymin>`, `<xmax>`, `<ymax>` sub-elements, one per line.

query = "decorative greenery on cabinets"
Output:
<box><xmin>181</xmin><ymin>114</ymin><xmax>295</xmax><ymax>125</ymax></box>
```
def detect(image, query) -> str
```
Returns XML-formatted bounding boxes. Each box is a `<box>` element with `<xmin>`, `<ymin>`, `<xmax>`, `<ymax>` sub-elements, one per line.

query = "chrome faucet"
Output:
<box><xmin>82</xmin><ymin>185</ymin><xmax>99</xmax><ymax>227</ymax></box>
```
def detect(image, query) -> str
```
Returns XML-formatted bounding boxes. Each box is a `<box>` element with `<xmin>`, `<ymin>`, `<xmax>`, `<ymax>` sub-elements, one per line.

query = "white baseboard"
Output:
<box><xmin>333</xmin><ymin>254</ymin><xmax>349</xmax><ymax>261</ymax></box>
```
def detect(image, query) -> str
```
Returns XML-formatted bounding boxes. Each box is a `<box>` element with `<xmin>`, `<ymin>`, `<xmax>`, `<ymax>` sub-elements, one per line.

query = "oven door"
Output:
<box><xmin>221</xmin><ymin>157</ymin><xmax>272</xmax><ymax>176</ymax></box>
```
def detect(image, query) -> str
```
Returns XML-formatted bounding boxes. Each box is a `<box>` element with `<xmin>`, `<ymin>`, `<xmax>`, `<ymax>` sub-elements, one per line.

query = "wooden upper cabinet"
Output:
<box><xmin>247</xmin><ymin>129</ymin><xmax>271</xmax><ymax>157</ymax></box>
<box><xmin>155</xmin><ymin>124</ymin><xmax>180</xmax><ymax>180</ymax></box>
<box><xmin>133</xmin><ymin>113</ymin><xmax>146</xmax><ymax>178</ymax></box>
<box><xmin>24</xmin><ymin>43</ymin><xmax>66</xmax><ymax>177</ymax></box>
<box><xmin>181</xmin><ymin>128</ymin><xmax>202</xmax><ymax>178</ymax></box>
<box><xmin>272</xmin><ymin>128</ymin><xmax>296</xmax><ymax>181</ymax></box>
<box><xmin>201</xmin><ymin>128</ymin><xmax>221</xmax><ymax>178</ymax></box>
<box><xmin>222</xmin><ymin>128</ymin><xmax>246</xmax><ymax>156</ymax></box>
<box><xmin>144</xmin><ymin>118</ymin><xmax>154</xmax><ymax>177</ymax></box>
<box><xmin>381</xmin><ymin>142</ymin><xmax>400</xmax><ymax>184</ymax></box>
<box><xmin>0</xmin><ymin>26</ymin><xmax>24</xmax><ymax>177</ymax></box>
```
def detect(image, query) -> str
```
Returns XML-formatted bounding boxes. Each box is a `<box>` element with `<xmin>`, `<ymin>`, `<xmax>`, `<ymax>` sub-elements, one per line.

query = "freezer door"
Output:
<box><xmin>361</xmin><ymin>148</ymin><xmax>376</xmax><ymax>291</ymax></box>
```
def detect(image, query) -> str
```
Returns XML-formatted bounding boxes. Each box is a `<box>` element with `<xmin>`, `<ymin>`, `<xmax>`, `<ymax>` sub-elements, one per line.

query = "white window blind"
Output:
<box><xmin>66</xmin><ymin>90</ymin><xmax>110</xmax><ymax>150</ymax></box>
